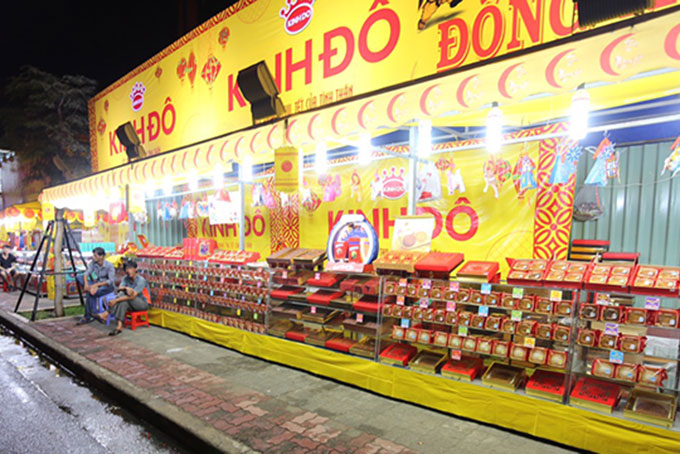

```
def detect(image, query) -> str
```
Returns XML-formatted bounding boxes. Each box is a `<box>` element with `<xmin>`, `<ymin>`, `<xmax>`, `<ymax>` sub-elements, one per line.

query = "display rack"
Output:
<box><xmin>380</xmin><ymin>276</ymin><xmax>577</xmax><ymax>403</ymax></box>
<box><xmin>138</xmin><ymin>252</ymin><xmax>268</xmax><ymax>334</ymax></box>
<box><xmin>266</xmin><ymin>248</ymin><xmax>386</xmax><ymax>359</ymax></box>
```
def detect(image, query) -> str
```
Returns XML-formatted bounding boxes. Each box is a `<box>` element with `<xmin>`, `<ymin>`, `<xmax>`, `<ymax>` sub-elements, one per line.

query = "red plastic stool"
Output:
<box><xmin>124</xmin><ymin>311</ymin><xmax>150</xmax><ymax>330</ymax></box>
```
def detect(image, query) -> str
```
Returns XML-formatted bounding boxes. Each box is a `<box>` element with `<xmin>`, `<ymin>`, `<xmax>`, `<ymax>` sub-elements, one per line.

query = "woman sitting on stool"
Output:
<box><xmin>97</xmin><ymin>260</ymin><xmax>149</xmax><ymax>336</ymax></box>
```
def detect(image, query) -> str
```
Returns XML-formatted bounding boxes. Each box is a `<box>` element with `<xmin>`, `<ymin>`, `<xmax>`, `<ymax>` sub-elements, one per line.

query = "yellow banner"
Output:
<box><xmin>89</xmin><ymin>0</ymin><xmax>679</xmax><ymax>172</ymax></box>
<box><xmin>299</xmin><ymin>142</ymin><xmax>541</xmax><ymax>274</ymax></box>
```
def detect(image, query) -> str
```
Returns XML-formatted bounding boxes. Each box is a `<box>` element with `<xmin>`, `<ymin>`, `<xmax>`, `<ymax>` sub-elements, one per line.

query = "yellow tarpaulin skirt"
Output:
<box><xmin>149</xmin><ymin>309</ymin><xmax>680</xmax><ymax>454</ymax></box>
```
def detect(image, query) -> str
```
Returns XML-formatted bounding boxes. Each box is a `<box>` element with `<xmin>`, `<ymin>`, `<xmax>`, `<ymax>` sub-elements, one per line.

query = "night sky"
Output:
<box><xmin>0</xmin><ymin>0</ymin><xmax>237</xmax><ymax>90</ymax></box>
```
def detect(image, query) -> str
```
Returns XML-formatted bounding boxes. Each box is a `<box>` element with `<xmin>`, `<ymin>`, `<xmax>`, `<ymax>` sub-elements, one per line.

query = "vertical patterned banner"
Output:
<box><xmin>533</xmin><ymin>123</ymin><xmax>576</xmax><ymax>259</ymax></box>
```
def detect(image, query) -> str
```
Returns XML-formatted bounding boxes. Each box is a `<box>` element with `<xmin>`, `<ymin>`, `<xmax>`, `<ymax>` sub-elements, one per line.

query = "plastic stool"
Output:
<box><xmin>124</xmin><ymin>311</ymin><xmax>150</xmax><ymax>330</ymax></box>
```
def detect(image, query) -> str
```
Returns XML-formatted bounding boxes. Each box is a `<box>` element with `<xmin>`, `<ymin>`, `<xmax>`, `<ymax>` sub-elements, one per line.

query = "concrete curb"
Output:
<box><xmin>0</xmin><ymin>309</ymin><xmax>259</xmax><ymax>454</ymax></box>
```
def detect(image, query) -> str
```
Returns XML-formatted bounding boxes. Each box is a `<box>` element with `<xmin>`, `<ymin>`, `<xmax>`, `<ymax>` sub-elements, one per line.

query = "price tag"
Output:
<box><xmin>478</xmin><ymin>305</ymin><xmax>489</xmax><ymax>317</ymax></box>
<box><xmin>399</xmin><ymin>278</ymin><xmax>408</xmax><ymax>287</ymax></box>
<box><xmin>315</xmin><ymin>272</ymin><xmax>321</xmax><ymax>280</ymax></box>
<box><xmin>254</xmin><ymin>313</ymin><xmax>258</xmax><ymax>320</ymax></box>
<box><xmin>523</xmin><ymin>337</ymin><xmax>536</xmax><ymax>348</ymax></box>
<box><xmin>282</xmin><ymin>270</ymin><xmax>288</xmax><ymax>279</ymax></box>
<box><xmin>481</xmin><ymin>283</ymin><xmax>492</xmax><ymax>295</ymax></box>
<box><xmin>173</xmin><ymin>298</ymin><xmax>177</xmax><ymax>303</ymax></box>
<box><xmin>512</xmin><ymin>287</ymin><xmax>524</xmax><ymax>299</ymax></box>
<box><xmin>450</xmin><ymin>350</ymin><xmax>462</xmax><ymax>360</ymax></box>
<box><xmin>356</xmin><ymin>313</ymin><xmax>364</xmax><ymax>323</ymax></box>
<box><xmin>644</xmin><ymin>297</ymin><xmax>661</xmax><ymax>310</ymax></box>
<box><xmin>446</xmin><ymin>301</ymin><xmax>457</xmax><ymax>312</ymax></box>
<box><xmin>310</xmin><ymin>306</ymin><xmax>317</xmax><ymax>314</ymax></box>
<box><xmin>204</xmin><ymin>275</ymin><xmax>208</xmax><ymax>281</ymax></box>
<box><xmin>241</xmin><ymin>295</ymin><xmax>246</xmax><ymax>301</ymax></box>
<box><xmin>237</xmin><ymin>309</ymin><xmax>242</xmax><ymax>316</ymax></box>
<box><xmin>609</xmin><ymin>350</ymin><xmax>624</xmax><ymax>364</ymax></box>
<box><xmin>188</xmin><ymin>274</ymin><xmax>192</xmax><ymax>280</ymax></box>
<box><xmin>550</xmin><ymin>290</ymin><xmax>563</xmax><ymax>302</ymax></box>
<box><xmin>401</xmin><ymin>318</ymin><xmax>410</xmax><ymax>328</ymax></box>
<box><xmin>396</xmin><ymin>295</ymin><xmax>405</xmax><ymax>306</ymax></box>
<box><xmin>257</xmin><ymin>297</ymin><xmax>262</xmax><ymax>304</ymax></box>
<box><xmin>257</xmin><ymin>281</ymin><xmax>262</xmax><ymax>288</ymax></box>
<box><xmin>604</xmin><ymin>322</ymin><xmax>619</xmax><ymax>336</ymax></box>
<box><xmin>458</xmin><ymin>326</ymin><xmax>468</xmax><ymax>337</ymax></box>
<box><xmin>419</xmin><ymin>299</ymin><xmax>429</xmax><ymax>308</ymax></box>
<box><xmin>237</xmin><ymin>265</ymin><xmax>242</xmax><ymax>271</ymax></box>
<box><xmin>511</xmin><ymin>310</ymin><xmax>523</xmax><ymax>322</ymax></box>
<box><xmin>422</xmin><ymin>279</ymin><xmax>432</xmax><ymax>290</ymax></box>
<box><xmin>239</xmin><ymin>279</ymin><xmax>243</xmax><ymax>286</ymax></box>
<box><xmin>449</xmin><ymin>282</ymin><xmax>460</xmax><ymax>292</ymax></box>
<box><xmin>210</xmin><ymin>290</ymin><xmax>214</xmax><ymax>296</ymax></box>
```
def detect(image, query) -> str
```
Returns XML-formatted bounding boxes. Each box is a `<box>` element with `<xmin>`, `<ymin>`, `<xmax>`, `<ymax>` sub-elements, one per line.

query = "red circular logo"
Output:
<box><xmin>282</xmin><ymin>160</ymin><xmax>293</xmax><ymax>172</ymax></box>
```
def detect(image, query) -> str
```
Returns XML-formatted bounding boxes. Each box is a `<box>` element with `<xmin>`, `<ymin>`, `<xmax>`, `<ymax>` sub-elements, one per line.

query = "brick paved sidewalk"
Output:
<box><xmin>0</xmin><ymin>283</ymin><xmax>575</xmax><ymax>454</ymax></box>
<box><xmin>32</xmin><ymin>318</ymin><xmax>417</xmax><ymax>454</ymax></box>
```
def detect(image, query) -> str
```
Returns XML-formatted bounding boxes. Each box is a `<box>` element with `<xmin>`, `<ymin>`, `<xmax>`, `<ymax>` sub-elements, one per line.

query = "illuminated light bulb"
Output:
<box><xmin>570</xmin><ymin>85</ymin><xmax>590</xmax><ymax>141</ymax></box>
<box><xmin>241</xmin><ymin>155</ymin><xmax>253</xmax><ymax>182</ymax></box>
<box><xmin>213</xmin><ymin>165</ymin><xmax>224</xmax><ymax>189</ymax></box>
<box><xmin>486</xmin><ymin>103</ymin><xmax>503</xmax><ymax>154</ymax></box>
<box><xmin>145</xmin><ymin>183</ymin><xmax>156</xmax><ymax>199</ymax></box>
<box><xmin>188</xmin><ymin>170</ymin><xmax>199</xmax><ymax>191</ymax></box>
<box><xmin>418</xmin><ymin>119</ymin><xmax>432</xmax><ymax>158</ymax></box>
<box><xmin>163</xmin><ymin>177</ymin><xmax>173</xmax><ymax>196</ymax></box>
<box><xmin>358</xmin><ymin>134</ymin><xmax>371</xmax><ymax>166</ymax></box>
<box><xmin>315</xmin><ymin>142</ymin><xmax>327</xmax><ymax>174</ymax></box>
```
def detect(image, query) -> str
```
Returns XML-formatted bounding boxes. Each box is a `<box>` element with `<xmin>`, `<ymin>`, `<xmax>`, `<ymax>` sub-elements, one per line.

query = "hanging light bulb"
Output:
<box><xmin>418</xmin><ymin>119</ymin><xmax>432</xmax><ymax>158</ymax></box>
<box><xmin>212</xmin><ymin>165</ymin><xmax>224</xmax><ymax>189</ymax></box>
<box><xmin>188</xmin><ymin>169</ymin><xmax>199</xmax><ymax>191</ymax></box>
<box><xmin>486</xmin><ymin>102</ymin><xmax>503</xmax><ymax>154</ymax></box>
<box><xmin>241</xmin><ymin>155</ymin><xmax>253</xmax><ymax>182</ymax></box>
<box><xmin>145</xmin><ymin>182</ymin><xmax>156</xmax><ymax>199</ymax></box>
<box><xmin>570</xmin><ymin>84</ymin><xmax>590</xmax><ymax>141</ymax></box>
<box><xmin>358</xmin><ymin>134</ymin><xmax>371</xmax><ymax>166</ymax></box>
<box><xmin>315</xmin><ymin>142</ymin><xmax>328</xmax><ymax>174</ymax></box>
<box><xmin>163</xmin><ymin>177</ymin><xmax>173</xmax><ymax>196</ymax></box>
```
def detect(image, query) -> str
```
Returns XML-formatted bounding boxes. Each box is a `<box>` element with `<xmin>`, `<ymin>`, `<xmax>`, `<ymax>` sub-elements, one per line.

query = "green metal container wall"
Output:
<box><xmin>570</xmin><ymin>140</ymin><xmax>680</xmax><ymax>266</ymax></box>
<box><xmin>137</xmin><ymin>197</ymin><xmax>187</xmax><ymax>247</ymax></box>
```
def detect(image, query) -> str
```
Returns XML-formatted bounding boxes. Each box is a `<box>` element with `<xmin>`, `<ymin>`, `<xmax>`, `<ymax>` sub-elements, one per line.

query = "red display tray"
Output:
<box><xmin>629</xmin><ymin>265</ymin><xmax>680</xmax><ymax>297</ymax></box>
<box><xmin>415</xmin><ymin>252</ymin><xmax>464</xmax><ymax>276</ymax></box>
<box><xmin>570</xmin><ymin>377</ymin><xmax>621</xmax><ymax>411</ymax></box>
<box><xmin>572</xmin><ymin>239</ymin><xmax>610</xmax><ymax>247</ymax></box>
<box><xmin>270</xmin><ymin>287</ymin><xmax>304</xmax><ymax>300</ymax></box>
<box><xmin>285</xmin><ymin>330</ymin><xmax>309</xmax><ymax>343</ymax></box>
<box><xmin>307</xmin><ymin>291</ymin><xmax>345</xmax><ymax>306</ymax></box>
<box><xmin>379</xmin><ymin>343</ymin><xmax>418</xmax><ymax>366</ymax></box>
<box><xmin>307</xmin><ymin>272</ymin><xmax>343</xmax><ymax>288</ymax></box>
<box><xmin>441</xmin><ymin>357</ymin><xmax>484</xmax><ymax>381</ymax></box>
<box><xmin>353</xmin><ymin>295</ymin><xmax>383</xmax><ymax>313</ymax></box>
<box><xmin>525</xmin><ymin>370</ymin><xmax>567</xmax><ymax>399</ymax></box>
<box><xmin>601</xmin><ymin>252</ymin><xmax>639</xmax><ymax>262</ymax></box>
<box><xmin>456</xmin><ymin>261</ymin><xmax>500</xmax><ymax>283</ymax></box>
<box><xmin>506</xmin><ymin>258</ymin><xmax>550</xmax><ymax>287</ymax></box>
<box><xmin>584</xmin><ymin>262</ymin><xmax>634</xmax><ymax>293</ymax></box>
<box><xmin>325</xmin><ymin>337</ymin><xmax>356</xmax><ymax>353</ymax></box>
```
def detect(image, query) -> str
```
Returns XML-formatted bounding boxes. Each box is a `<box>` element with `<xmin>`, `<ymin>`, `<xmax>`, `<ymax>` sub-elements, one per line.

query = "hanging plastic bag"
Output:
<box><xmin>573</xmin><ymin>184</ymin><xmax>604</xmax><ymax>221</ymax></box>
<box><xmin>416</xmin><ymin>161</ymin><xmax>442</xmax><ymax>202</ymax></box>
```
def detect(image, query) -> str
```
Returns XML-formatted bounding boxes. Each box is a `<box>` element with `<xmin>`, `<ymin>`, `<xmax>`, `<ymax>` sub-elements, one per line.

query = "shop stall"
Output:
<box><xmin>38</xmin><ymin>2</ymin><xmax>680</xmax><ymax>452</ymax></box>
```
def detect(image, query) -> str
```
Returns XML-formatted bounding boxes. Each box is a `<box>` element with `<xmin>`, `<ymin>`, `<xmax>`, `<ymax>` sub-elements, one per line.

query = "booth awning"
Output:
<box><xmin>41</xmin><ymin>10</ymin><xmax>680</xmax><ymax>205</ymax></box>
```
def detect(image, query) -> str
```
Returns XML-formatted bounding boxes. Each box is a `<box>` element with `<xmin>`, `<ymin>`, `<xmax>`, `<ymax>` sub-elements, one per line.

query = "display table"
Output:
<box><xmin>149</xmin><ymin>308</ymin><xmax>680</xmax><ymax>454</ymax></box>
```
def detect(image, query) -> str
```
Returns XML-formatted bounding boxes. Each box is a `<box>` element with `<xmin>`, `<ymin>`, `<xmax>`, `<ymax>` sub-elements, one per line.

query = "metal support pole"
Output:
<box><xmin>407</xmin><ymin>126</ymin><xmax>418</xmax><ymax>216</ymax></box>
<box><xmin>238</xmin><ymin>180</ymin><xmax>246</xmax><ymax>251</ymax></box>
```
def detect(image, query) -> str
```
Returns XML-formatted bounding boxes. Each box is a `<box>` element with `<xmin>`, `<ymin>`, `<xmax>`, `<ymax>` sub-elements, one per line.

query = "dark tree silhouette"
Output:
<box><xmin>0</xmin><ymin>66</ymin><xmax>97</xmax><ymax>184</ymax></box>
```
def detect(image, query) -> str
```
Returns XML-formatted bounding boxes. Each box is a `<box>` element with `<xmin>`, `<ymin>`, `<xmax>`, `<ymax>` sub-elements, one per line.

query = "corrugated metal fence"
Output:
<box><xmin>137</xmin><ymin>197</ymin><xmax>187</xmax><ymax>247</ymax></box>
<box><xmin>571</xmin><ymin>140</ymin><xmax>680</xmax><ymax>266</ymax></box>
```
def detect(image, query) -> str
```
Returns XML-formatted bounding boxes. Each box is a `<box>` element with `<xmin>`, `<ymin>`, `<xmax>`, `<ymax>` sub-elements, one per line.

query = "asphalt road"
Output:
<box><xmin>0</xmin><ymin>334</ymin><xmax>182</xmax><ymax>454</ymax></box>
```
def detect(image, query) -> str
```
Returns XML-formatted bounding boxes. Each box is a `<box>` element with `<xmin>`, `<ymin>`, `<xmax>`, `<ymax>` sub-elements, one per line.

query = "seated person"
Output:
<box><xmin>76</xmin><ymin>247</ymin><xmax>116</xmax><ymax>325</ymax></box>
<box><xmin>97</xmin><ymin>260</ymin><xmax>149</xmax><ymax>336</ymax></box>
<box><xmin>0</xmin><ymin>244</ymin><xmax>18</xmax><ymax>290</ymax></box>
